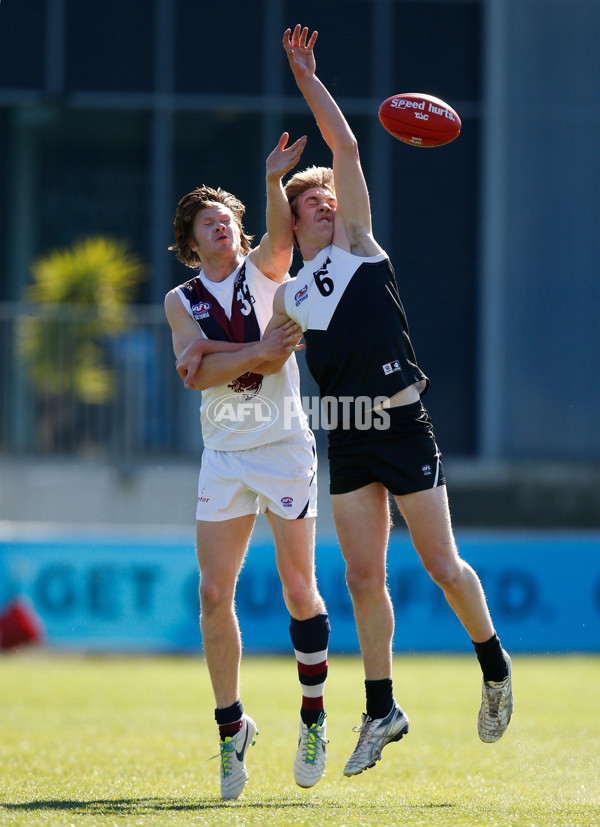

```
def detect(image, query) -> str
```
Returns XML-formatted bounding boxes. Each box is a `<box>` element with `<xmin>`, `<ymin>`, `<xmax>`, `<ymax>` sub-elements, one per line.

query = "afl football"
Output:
<box><xmin>378</xmin><ymin>93</ymin><xmax>461</xmax><ymax>147</ymax></box>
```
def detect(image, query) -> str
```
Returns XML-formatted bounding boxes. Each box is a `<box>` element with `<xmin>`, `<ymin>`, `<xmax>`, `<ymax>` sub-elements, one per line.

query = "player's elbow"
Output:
<box><xmin>187</xmin><ymin>372</ymin><xmax>209</xmax><ymax>391</ymax></box>
<box><xmin>335</xmin><ymin>132</ymin><xmax>359</xmax><ymax>158</ymax></box>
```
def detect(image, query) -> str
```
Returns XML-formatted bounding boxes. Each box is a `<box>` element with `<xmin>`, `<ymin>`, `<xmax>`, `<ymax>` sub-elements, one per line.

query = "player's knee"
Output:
<box><xmin>199</xmin><ymin>577</ymin><xmax>234</xmax><ymax>613</ymax></box>
<box><xmin>282</xmin><ymin>578</ymin><xmax>316</xmax><ymax>617</ymax></box>
<box><xmin>345</xmin><ymin>565</ymin><xmax>386</xmax><ymax>599</ymax></box>
<box><xmin>422</xmin><ymin>550</ymin><xmax>463</xmax><ymax>589</ymax></box>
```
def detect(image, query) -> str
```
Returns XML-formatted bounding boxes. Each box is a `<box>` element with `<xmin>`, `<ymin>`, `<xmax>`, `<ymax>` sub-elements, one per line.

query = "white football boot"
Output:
<box><xmin>217</xmin><ymin>714</ymin><xmax>258</xmax><ymax>800</ymax></box>
<box><xmin>343</xmin><ymin>701</ymin><xmax>409</xmax><ymax>776</ymax></box>
<box><xmin>293</xmin><ymin>712</ymin><xmax>328</xmax><ymax>788</ymax></box>
<box><xmin>478</xmin><ymin>652</ymin><xmax>513</xmax><ymax>742</ymax></box>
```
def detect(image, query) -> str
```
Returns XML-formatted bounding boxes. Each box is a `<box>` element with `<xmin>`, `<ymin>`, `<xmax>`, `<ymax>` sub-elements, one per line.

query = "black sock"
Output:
<box><xmin>365</xmin><ymin>678</ymin><xmax>394</xmax><ymax>720</ymax></box>
<box><xmin>473</xmin><ymin>634</ymin><xmax>509</xmax><ymax>682</ymax></box>
<box><xmin>215</xmin><ymin>700</ymin><xmax>244</xmax><ymax>740</ymax></box>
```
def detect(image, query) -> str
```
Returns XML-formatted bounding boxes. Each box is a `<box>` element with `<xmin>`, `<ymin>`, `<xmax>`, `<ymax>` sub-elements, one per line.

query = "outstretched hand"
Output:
<box><xmin>266</xmin><ymin>132</ymin><xmax>307</xmax><ymax>183</ymax></box>
<box><xmin>283</xmin><ymin>25</ymin><xmax>318</xmax><ymax>81</ymax></box>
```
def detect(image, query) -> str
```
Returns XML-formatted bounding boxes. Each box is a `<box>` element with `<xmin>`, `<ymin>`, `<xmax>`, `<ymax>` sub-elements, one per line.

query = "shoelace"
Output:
<box><xmin>207</xmin><ymin>738</ymin><xmax>234</xmax><ymax>776</ymax></box>
<box><xmin>304</xmin><ymin>724</ymin><xmax>329</xmax><ymax>764</ymax></box>
<box><xmin>302</xmin><ymin>723</ymin><xmax>328</xmax><ymax>765</ymax></box>
<box><xmin>304</xmin><ymin>718</ymin><xmax>329</xmax><ymax>764</ymax></box>
<box><xmin>485</xmin><ymin>684</ymin><xmax>506</xmax><ymax>718</ymax></box>
<box><xmin>351</xmin><ymin>714</ymin><xmax>376</xmax><ymax>745</ymax></box>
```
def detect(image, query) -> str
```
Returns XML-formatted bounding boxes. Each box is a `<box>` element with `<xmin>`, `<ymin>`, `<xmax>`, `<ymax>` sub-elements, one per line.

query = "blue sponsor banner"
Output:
<box><xmin>0</xmin><ymin>530</ymin><xmax>599</xmax><ymax>652</ymax></box>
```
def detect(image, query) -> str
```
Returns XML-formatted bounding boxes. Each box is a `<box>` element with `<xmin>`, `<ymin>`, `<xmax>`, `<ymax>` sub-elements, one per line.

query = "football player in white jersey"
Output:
<box><xmin>165</xmin><ymin>134</ymin><xmax>329</xmax><ymax>798</ymax></box>
<box><xmin>267</xmin><ymin>25</ymin><xmax>513</xmax><ymax>777</ymax></box>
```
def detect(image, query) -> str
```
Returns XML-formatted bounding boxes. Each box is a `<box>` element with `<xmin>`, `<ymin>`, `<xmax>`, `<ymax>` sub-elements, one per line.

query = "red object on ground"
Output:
<box><xmin>0</xmin><ymin>598</ymin><xmax>45</xmax><ymax>650</ymax></box>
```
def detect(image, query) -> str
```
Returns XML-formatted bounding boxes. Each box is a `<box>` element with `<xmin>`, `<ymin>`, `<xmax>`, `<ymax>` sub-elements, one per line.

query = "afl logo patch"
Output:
<box><xmin>382</xmin><ymin>360</ymin><xmax>402</xmax><ymax>375</ymax></box>
<box><xmin>280</xmin><ymin>496</ymin><xmax>294</xmax><ymax>507</ymax></box>
<box><xmin>294</xmin><ymin>284</ymin><xmax>308</xmax><ymax>307</ymax></box>
<box><xmin>421</xmin><ymin>464</ymin><xmax>432</xmax><ymax>476</ymax></box>
<box><xmin>191</xmin><ymin>301</ymin><xmax>211</xmax><ymax>320</ymax></box>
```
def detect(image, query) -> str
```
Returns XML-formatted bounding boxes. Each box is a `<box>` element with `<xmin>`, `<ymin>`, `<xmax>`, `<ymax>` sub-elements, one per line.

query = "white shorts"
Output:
<box><xmin>196</xmin><ymin>430</ymin><xmax>318</xmax><ymax>521</ymax></box>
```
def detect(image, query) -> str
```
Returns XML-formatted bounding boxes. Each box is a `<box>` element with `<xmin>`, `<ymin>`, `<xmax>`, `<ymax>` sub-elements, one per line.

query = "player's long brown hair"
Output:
<box><xmin>169</xmin><ymin>185</ymin><xmax>254</xmax><ymax>269</ymax></box>
<box><xmin>284</xmin><ymin>166</ymin><xmax>335</xmax><ymax>215</ymax></box>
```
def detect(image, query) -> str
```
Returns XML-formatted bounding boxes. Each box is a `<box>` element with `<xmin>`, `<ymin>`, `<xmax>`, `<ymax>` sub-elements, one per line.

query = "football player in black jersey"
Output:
<box><xmin>268</xmin><ymin>25</ymin><xmax>513</xmax><ymax>775</ymax></box>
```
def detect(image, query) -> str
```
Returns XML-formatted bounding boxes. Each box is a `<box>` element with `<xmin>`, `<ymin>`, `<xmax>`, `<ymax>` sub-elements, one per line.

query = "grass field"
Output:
<box><xmin>0</xmin><ymin>653</ymin><xmax>598</xmax><ymax>826</ymax></box>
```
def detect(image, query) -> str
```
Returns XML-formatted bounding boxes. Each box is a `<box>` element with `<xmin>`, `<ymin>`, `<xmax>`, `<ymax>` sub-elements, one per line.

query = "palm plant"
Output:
<box><xmin>19</xmin><ymin>237</ymin><xmax>146</xmax><ymax>405</ymax></box>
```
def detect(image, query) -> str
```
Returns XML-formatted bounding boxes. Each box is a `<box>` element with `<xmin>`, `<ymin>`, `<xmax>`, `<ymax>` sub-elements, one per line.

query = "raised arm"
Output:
<box><xmin>283</xmin><ymin>25</ymin><xmax>382</xmax><ymax>256</ymax></box>
<box><xmin>249</xmin><ymin>132</ymin><xmax>307</xmax><ymax>281</ymax></box>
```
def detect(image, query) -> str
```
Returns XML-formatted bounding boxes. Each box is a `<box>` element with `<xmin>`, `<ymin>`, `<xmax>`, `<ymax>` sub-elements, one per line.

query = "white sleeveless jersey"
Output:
<box><xmin>175</xmin><ymin>256</ymin><xmax>308</xmax><ymax>451</ymax></box>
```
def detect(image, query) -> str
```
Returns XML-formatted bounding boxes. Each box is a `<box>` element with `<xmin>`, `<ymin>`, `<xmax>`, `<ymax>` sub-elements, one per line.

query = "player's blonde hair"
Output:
<box><xmin>169</xmin><ymin>185</ymin><xmax>254</xmax><ymax>269</ymax></box>
<box><xmin>284</xmin><ymin>166</ymin><xmax>335</xmax><ymax>215</ymax></box>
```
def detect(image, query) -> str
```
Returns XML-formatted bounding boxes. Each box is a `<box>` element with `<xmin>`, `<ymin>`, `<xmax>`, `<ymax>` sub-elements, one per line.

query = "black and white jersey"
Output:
<box><xmin>284</xmin><ymin>244</ymin><xmax>428</xmax><ymax>426</ymax></box>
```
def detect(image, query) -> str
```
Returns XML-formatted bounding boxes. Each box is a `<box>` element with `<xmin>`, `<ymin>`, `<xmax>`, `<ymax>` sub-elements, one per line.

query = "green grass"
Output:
<box><xmin>0</xmin><ymin>654</ymin><xmax>599</xmax><ymax>826</ymax></box>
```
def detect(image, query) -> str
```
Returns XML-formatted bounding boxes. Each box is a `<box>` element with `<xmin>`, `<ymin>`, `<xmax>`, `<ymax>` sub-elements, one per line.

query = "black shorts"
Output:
<box><xmin>328</xmin><ymin>400</ymin><xmax>445</xmax><ymax>496</ymax></box>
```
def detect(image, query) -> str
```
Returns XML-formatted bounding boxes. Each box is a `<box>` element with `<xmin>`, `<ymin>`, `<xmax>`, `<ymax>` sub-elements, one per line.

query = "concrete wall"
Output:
<box><xmin>2</xmin><ymin>458</ymin><xmax>599</xmax><ymax>530</ymax></box>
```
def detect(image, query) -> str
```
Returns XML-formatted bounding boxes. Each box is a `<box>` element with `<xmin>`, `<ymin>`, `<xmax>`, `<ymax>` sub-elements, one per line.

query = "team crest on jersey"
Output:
<box><xmin>228</xmin><ymin>372</ymin><xmax>263</xmax><ymax>399</ymax></box>
<box><xmin>280</xmin><ymin>496</ymin><xmax>294</xmax><ymax>507</ymax></box>
<box><xmin>294</xmin><ymin>284</ymin><xmax>309</xmax><ymax>306</ymax></box>
<box><xmin>191</xmin><ymin>301</ymin><xmax>211</xmax><ymax>320</ymax></box>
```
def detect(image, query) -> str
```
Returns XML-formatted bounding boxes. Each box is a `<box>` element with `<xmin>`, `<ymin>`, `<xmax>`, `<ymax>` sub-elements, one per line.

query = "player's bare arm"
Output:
<box><xmin>166</xmin><ymin>286</ymin><xmax>302</xmax><ymax>390</ymax></box>
<box><xmin>175</xmin><ymin>337</ymin><xmax>251</xmax><ymax>389</ymax></box>
<box><xmin>185</xmin><ymin>320</ymin><xmax>303</xmax><ymax>390</ymax></box>
<box><xmin>165</xmin><ymin>288</ymin><xmax>205</xmax><ymax>360</ymax></box>
<box><xmin>255</xmin><ymin>284</ymin><xmax>305</xmax><ymax>375</ymax></box>
<box><xmin>265</xmin><ymin>283</ymin><xmax>293</xmax><ymax>333</ymax></box>
<box><xmin>283</xmin><ymin>25</ymin><xmax>383</xmax><ymax>257</ymax></box>
<box><xmin>254</xmin><ymin>293</ymin><xmax>304</xmax><ymax>375</ymax></box>
<box><xmin>250</xmin><ymin>132</ymin><xmax>307</xmax><ymax>281</ymax></box>
<box><xmin>165</xmin><ymin>287</ymin><xmax>257</xmax><ymax>388</ymax></box>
